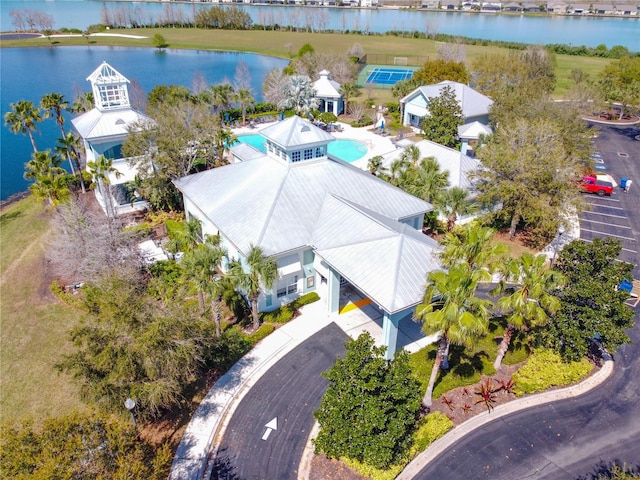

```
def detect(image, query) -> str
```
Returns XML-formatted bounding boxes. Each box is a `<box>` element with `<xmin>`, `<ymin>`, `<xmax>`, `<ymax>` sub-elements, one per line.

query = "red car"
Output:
<box><xmin>580</xmin><ymin>175</ymin><xmax>614</xmax><ymax>196</ymax></box>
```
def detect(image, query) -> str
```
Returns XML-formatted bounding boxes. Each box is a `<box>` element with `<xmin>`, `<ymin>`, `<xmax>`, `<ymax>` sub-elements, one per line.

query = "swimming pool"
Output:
<box><xmin>236</xmin><ymin>134</ymin><xmax>368</xmax><ymax>163</ymax></box>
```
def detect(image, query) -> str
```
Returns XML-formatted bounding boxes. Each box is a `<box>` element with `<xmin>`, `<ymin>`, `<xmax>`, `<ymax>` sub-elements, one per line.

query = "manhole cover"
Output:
<box><xmin>618</xmin><ymin>152</ymin><xmax>629</xmax><ymax>157</ymax></box>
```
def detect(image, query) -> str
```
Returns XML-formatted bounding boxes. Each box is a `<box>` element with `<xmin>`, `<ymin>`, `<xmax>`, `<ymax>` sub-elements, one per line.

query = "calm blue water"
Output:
<box><xmin>1</xmin><ymin>1</ymin><xmax>638</xmax><ymax>50</ymax></box>
<box><xmin>237</xmin><ymin>134</ymin><xmax>367</xmax><ymax>162</ymax></box>
<box><xmin>0</xmin><ymin>47</ymin><xmax>288</xmax><ymax>200</ymax></box>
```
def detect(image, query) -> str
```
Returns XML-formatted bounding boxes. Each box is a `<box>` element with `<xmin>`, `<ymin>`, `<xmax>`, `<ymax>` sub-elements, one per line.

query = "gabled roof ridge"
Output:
<box><xmin>253</xmin><ymin>165</ymin><xmax>290</xmax><ymax>248</ymax></box>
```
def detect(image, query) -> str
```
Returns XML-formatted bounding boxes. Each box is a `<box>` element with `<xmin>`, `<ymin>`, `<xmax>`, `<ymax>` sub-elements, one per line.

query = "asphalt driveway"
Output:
<box><xmin>210</xmin><ymin>322</ymin><xmax>348</xmax><ymax>480</ymax></box>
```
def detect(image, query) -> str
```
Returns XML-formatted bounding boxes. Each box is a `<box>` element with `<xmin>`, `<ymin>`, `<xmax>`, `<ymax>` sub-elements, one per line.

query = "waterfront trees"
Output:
<box><xmin>314</xmin><ymin>332</ymin><xmax>421</xmax><ymax>469</ymax></box>
<box><xmin>4</xmin><ymin>100</ymin><xmax>43</xmax><ymax>153</ymax></box>
<box><xmin>87</xmin><ymin>155</ymin><xmax>121</xmax><ymax>217</ymax></box>
<box><xmin>596</xmin><ymin>56</ymin><xmax>640</xmax><ymax>119</ymax></box>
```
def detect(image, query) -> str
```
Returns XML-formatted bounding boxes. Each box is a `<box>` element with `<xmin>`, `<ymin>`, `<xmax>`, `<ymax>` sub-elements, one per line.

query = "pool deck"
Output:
<box><xmin>231</xmin><ymin>120</ymin><xmax>400</xmax><ymax>171</ymax></box>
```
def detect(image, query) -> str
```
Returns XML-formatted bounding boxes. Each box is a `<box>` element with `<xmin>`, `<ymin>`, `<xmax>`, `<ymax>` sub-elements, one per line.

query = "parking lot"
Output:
<box><xmin>582</xmin><ymin>124</ymin><xmax>640</xmax><ymax>278</ymax></box>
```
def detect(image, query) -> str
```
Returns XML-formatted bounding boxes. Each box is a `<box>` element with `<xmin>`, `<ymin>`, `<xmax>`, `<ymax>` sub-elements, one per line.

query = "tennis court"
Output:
<box><xmin>365</xmin><ymin>67</ymin><xmax>416</xmax><ymax>85</ymax></box>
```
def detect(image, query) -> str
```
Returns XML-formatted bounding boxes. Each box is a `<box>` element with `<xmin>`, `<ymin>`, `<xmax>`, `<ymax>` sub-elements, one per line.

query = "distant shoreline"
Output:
<box><xmin>0</xmin><ymin>190</ymin><xmax>30</xmax><ymax>210</ymax></box>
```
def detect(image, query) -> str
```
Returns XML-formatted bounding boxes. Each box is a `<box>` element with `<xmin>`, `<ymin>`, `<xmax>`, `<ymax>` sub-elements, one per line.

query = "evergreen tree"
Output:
<box><xmin>420</xmin><ymin>85</ymin><xmax>464</xmax><ymax>149</ymax></box>
<box><xmin>314</xmin><ymin>332</ymin><xmax>421</xmax><ymax>469</ymax></box>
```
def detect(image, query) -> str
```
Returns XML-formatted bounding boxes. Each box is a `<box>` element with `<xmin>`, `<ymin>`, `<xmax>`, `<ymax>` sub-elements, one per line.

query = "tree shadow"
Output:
<box><xmin>431</xmin><ymin>345</ymin><xmax>489</xmax><ymax>391</ymax></box>
<box><xmin>210</xmin><ymin>447</ymin><xmax>241</xmax><ymax>480</ymax></box>
<box><xmin>0</xmin><ymin>210</ymin><xmax>22</xmax><ymax>226</ymax></box>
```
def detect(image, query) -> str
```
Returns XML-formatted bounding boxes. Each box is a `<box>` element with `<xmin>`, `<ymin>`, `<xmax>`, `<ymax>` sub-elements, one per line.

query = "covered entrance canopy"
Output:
<box><xmin>312</xmin><ymin>195</ymin><xmax>441</xmax><ymax>358</ymax></box>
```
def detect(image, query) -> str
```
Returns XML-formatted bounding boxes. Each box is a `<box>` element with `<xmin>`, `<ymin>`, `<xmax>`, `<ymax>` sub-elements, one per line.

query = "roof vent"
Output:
<box><xmin>115</xmin><ymin>119</ymin><xmax>125</xmax><ymax>125</ymax></box>
<box><xmin>301</xmin><ymin>125</ymin><xmax>310</xmax><ymax>132</ymax></box>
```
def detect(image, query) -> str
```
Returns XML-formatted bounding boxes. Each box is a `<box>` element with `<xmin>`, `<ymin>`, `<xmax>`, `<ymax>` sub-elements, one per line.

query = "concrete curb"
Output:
<box><xmin>396</xmin><ymin>358</ymin><xmax>614</xmax><ymax>479</ymax></box>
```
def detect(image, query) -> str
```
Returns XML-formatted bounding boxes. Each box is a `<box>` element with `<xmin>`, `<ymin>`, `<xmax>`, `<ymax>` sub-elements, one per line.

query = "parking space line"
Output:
<box><xmin>585</xmin><ymin>196</ymin><xmax>621</xmax><ymax>203</ymax></box>
<box><xmin>580</xmin><ymin>228</ymin><xmax>637</xmax><ymax>241</ymax></box>
<box><xmin>584</xmin><ymin>203</ymin><xmax>625</xmax><ymax>211</ymax></box>
<box><xmin>581</xmin><ymin>211</ymin><xmax>627</xmax><ymax>219</ymax></box>
<box><xmin>580</xmin><ymin>218</ymin><xmax>632</xmax><ymax>229</ymax></box>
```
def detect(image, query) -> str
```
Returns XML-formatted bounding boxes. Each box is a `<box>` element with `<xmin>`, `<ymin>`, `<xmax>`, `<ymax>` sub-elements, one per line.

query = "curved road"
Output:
<box><xmin>211</xmin><ymin>322</ymin><xmax>348</xmax><ymax>480</ymax></box>
<box><xmin>414</xmin><ymin>125</ymin><xmax>640</xmax><ymax>479</ymax></box>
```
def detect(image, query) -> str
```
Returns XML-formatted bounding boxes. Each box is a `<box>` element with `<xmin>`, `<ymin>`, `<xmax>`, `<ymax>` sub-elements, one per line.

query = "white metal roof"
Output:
<box><xmin>312</xmin><ymin>70</ymin><xmax>342</xmax><ymax>98</ymax></box>
<box><xmin>313</xmin><ymin>195</ymin><xmax>441</xmax><ymax>313</ymax></box>
<box><xmin>458</xmin><ymin>121</ymin><xmax>493</xmax><ymax>140</ymax></box>
<box><xmin>71</xmin><ymin>107</ymin><xmax>150</xmax><ymax>140</ymax></box>
<box><xmin>400</xmin><ymin>81</ymin><xmax>493</xmax><ymax>120</ymax></box>
<box><xmin>174</xmin><ymin>155</ymin><xmax>433</xmax><ymax>257</ymax></box>
<box><xmin>258</xmin><ymin>115</ymin><xmax>334</xmax><ymax>149</ymax></box>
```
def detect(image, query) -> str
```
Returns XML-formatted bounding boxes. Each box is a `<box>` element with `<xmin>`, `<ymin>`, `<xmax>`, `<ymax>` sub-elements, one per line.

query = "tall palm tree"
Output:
<box><xmin>228</xmin><ymin>245</ymin><xmax>278</xmax><ymax>331</ymax></box>
<box><xmin>415</xmin><ymin>264</ymin><xmax>493</xmax><ymax>407</ymax></box>
<box><xmin>69</xmin><ymin>92</ymin><xmax>94</xmax><ymax>114</ymax></box>
<box><xmin>56</xmin><ymin>132</ymin><xmax>86</xmax><ymax>193</ymax></box>
<box><xmin>436</xmin><ymin>186</ymin><xmax>479</xmax><ymax>232</ymax></box>
<box><xmin>40</xmin><ymin>92</ymin><xmax>69</xmax><ymax>138</ymax></box>
<box><xmin>233</xmin><ymin>88</ymin><xmax>255</xmax><ymax>126</ymax></box>
<box><xmin>439</xmin><ymin>223</ymin><xmax>509</xmax><ymax>271</ymax></box>
<box><xmin>4</xmin><ymin>100</ymin><xmax>43</xmax><ymax>153</ymax></box>
<box><xmin>87</xmin><ymin>155</ymin><xmax>121</xmax><ymax>217</ymax></box>
<box><xmin>339</xmin><ymin>82</ymin><xmax>359</xmax><ymax>116</ymax></box>
<box><xmin>24</xmin><ymin>150</ymin><xmax>62</xmax><ymax>181</ymax></box>
<box><xmin>212</xmin><ymin>127</ymin><xmax>237</xmax><ymax>168</ymax></box>
<box><xmin>209</xmin><ymin>83</ymin><xmax>234</xmax><ymax>119</ymax></box>
<box><xmin>491</xmin><ymin>253</ymin><xmax>565</xmax><ymax>370</ymax></box>
<box><xmin>180</xmin><ymin>236</ymin><xmax>227</xmax><ymax>334</ymax></box>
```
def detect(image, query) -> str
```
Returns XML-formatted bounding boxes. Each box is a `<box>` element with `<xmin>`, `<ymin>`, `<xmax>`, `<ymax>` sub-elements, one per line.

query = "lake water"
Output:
<box><xmin>0</xmin><ymin>47</ymin><xmax>288</xmax><ymax>200</ymax></box>
<box><xmin>1</xmin><ymin>0</ymin><xmax>638</xmax><ymax>50</ymax></box>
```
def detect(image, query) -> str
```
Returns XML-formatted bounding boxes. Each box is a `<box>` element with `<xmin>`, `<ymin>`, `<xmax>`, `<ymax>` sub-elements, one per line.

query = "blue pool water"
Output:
<box><xmin>236</xmin><ymin>135</ymin><xmax>368</xmax><ymax>163</ymax></box>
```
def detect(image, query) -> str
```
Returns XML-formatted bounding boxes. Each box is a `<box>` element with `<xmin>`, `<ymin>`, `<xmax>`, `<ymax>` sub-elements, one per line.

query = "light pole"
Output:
<box><xmin>551</xmin><ymin>224</ymin><xmax>566</xmax><ymax>266</ymax></box>
<box><xmin>124</xmin><ymin>398</ymin><xmax>137</xmax><ymax>428</ymax></box>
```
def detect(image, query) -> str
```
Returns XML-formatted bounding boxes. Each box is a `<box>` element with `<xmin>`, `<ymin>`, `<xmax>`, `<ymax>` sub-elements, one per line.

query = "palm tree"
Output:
<box><xmin>69</xmin><ymin>92</ymin><xmax>94</xmax><ymax>114</ymax></box>
<box><xmin>403</xmin><ymin>157</ymin><xmax>449</xmax><ymax>204</ymax></box>
<box><xmin>439</xmin><ymin>223</ymin><xmax>509</xmax><ymax>271</ymax></box>
<box><xmin>436</xmin><ymin>186</ymin><xmax>479</xmax><ymax>232</ymax></box>
<box><xmin>4</xmin><ymin>100</ymin><xmax>43</xmax><ymax>153</ymax></box>
<box><xmin>209</xmin><ymin>83</ymin><xmax>234</xmax><ymax>119</ymax></box>
<box><xmin>212</xmin><ymin>127</ymin><xmax>237</xmax><ymax>167</ymax></box>
<box><xmin>367</xmin><ymin>155</ymin><xmax>385</xmax><ymax>175</ymax></box>
<box><xmin>180</xmin><ymin>237</ymin><xmax>228</xmax><ymax>334</ymax></box>
<box><xmin>25</xmin><ymin>151</ymin><xmax>70</xmax><ymax>207</ymax></box>
<box><xmin>415</xmin><ymin>264</ymin><xmax>493</xmax><ymax>407</ymax></box>
<box><xmin>56</xmin><ymin>132</ymin><xmax>87</xmax><ymax>193</ymax></box>
<box><xmin>233</xmin><ymin>88</ymin><xmax>255</xmax><ymax>126</ymax></box>
<box><xmin>400</xmin><ymin>144</ymin><xmax>421</xmax><ymax>169</ymax></box>
<box><xmin>491</xmin><ymin>253</ymin><xmax>565</xmax><ymax>370</ymax></box>
<box><xmin>87</xmin><ymin>155</ymin><xmax>121</xmax><ymax>217</ymax></box>
<box><xmin>41</xmin><ymin>92</ymin><xmax>69</xmax><ymax>138</ymax></box>
<box><xmin>339</xmin><ymin>82</ymin><xmax>359</xmax><ymax>116</ymax></box>
<box><xmin>165</xmin><ymin>217</ymin><xmax>204</xmax><ymax>255</ymax></box>
<box><xmin>277</xmin><ymin>75</ymin><xmax>318</xmax><ymax>118</ymax></box>
<box><xmin>228</xmin><ymin>245</ymin><xmax>278</xmax><ymax>331</ymax></box>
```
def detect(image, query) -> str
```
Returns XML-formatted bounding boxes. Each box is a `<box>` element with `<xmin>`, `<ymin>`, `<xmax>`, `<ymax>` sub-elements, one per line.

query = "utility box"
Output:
<box><xmin>621</xmin><ymin>177</ymin><xmax>628</xmax><ymax>189</ymax></box>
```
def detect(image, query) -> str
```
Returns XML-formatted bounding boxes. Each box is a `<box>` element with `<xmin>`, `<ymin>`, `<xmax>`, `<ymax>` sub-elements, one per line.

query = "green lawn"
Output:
<box><xmin>0</xmin><ymin>197</ymin><xmax>88</xmax><ymax>425</ymax></box>
<box><xmin>409</xmin><ymin>319</ymin><xmax>530</xmax><ymax>399</ymax></box>
<box><xmin>0</xmin><ymin>28</ymin><xmax>612</xmax><ymax>98</ymax></box>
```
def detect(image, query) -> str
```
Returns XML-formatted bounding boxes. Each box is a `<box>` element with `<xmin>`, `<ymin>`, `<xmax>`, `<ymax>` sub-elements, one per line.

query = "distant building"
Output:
<box><xmin>399</xmin><ymin>81</ymin><xmax>493</xmax><ymax>130</ymax></box>
<box><xmin>312</xmin><ymin>70</ymin><xmax>344</xmax><ymax>116</ymax></box>
<box><xmin>71</xmin><ymin>62</ymin><xmax>150</xmax><ymax>217</ymax></box>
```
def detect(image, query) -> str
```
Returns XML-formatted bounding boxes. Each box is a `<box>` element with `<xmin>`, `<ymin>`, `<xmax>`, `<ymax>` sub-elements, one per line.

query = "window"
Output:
<box><xmin>306</xmin><ymin>276</ymin><xmax>315</xmax><ymax>288</ymax></box>
<box><xmin>277</xmin><ymin>287</ymin><xmax>287</xmax><ymax>298</ymax></box>
<box><xmin>315</xmin><ymin>147</ymin><xmax>324</xmax><ymax>158</ymax></box>
<box><xmin>98</xmin><ymin>84</ymin><xmax>127</xmax><ymax>108</ymax></box>
<box><xmin>266</xmin><ymin>294</ymin><xmax>272</xmax><ymax>307</ymax></box>
<box><xmin>287</xmin><ymin>284</ymin><xmax>297</xmax><ymax>295</ymax></box>
<box><xmin>291</xmin><ymin>151</ymin><xmax>301</xmax><ymax>162</ymax></box>
<box><xmin>304</xmin><ymin>149</ymin><xmax>313</xmax><ymax>160</ymax></box>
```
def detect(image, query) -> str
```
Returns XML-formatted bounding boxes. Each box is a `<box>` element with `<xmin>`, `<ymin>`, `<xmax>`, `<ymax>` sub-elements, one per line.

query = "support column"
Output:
<box><xmin>328</xmin><ymin>269</ymin><xmax>341</xmax><ymax>314</ymax></box>
<box><xmin>382</xmin><ymin>311</ymin><xmax>401</xmax><ymax>360</ymax></box>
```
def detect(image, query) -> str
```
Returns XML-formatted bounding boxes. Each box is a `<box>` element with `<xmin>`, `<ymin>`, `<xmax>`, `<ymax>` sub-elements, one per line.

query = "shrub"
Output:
<box><xmin>411</xmin><ymin>411</ymin><xmax>454</xmax><ymax>453</ymax></box>
<box><xmin>206</xmin><ymin>326</ymin><xmax>252</xmax><ymax>371</ymax></box>
<box><xmin>260</xmin><ymin>292</ymin><xmax>320</xmax><ymax>324</ymax></box>
<box><xmin>512</xmin><ymin>349</ymin><xmax>592</xmax><ymax>396</ymax></box>
<box><xmin>49</xmin><ymin>280</ymin><xmax>85</xmax><ymax>310</ymax></box>
<box><xmin>248</xmin><ymin>324</ymin><xmax>276</xmax><ymax>345</ymax></box>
